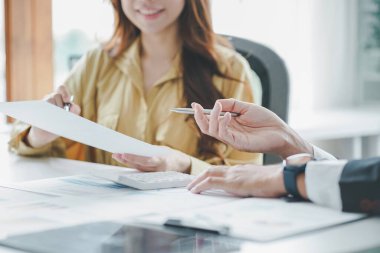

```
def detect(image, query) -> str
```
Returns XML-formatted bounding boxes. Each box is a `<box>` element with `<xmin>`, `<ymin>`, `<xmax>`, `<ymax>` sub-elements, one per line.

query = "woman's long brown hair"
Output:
<box><xmin>104</xmin><ymin>0</ymin><xmax>237</xmax><ymax>161</ymax></box>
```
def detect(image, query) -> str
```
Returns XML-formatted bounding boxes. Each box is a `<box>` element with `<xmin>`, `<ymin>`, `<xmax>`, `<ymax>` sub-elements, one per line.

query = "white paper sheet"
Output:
<box><xmin>14</xmin><ymin>175</ymin><xmax>138</xmax><ymax>197</ymax></box>
<box><xmin>0</xmin><ymin>175</ymin><xmax>237</xmax><ymax>230</ymax></box>
<box><xmin>139</xmin><ymin>198</ymin><xmax>366</xmax><ymax>241</ymax></box>
<box><xmin>0</xmin><ymin>100</ymin><xmax>168</xmax><ymax>157</ymax></box>
<box><xmin>0</xmin><ymin>174</ymin><xmax>367</xmax><ymax>241</ymax></box>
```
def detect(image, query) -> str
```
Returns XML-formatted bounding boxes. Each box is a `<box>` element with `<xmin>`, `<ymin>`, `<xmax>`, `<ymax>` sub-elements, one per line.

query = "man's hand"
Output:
<box><xmin>192</xmin><ymin>99</ymin><xmax>313</xmax><ymax>159</ymax></box>
<box><xmin>187</xmin><ymin>164</ymin><xmax>286</xmax><ymax>198</ymax></box>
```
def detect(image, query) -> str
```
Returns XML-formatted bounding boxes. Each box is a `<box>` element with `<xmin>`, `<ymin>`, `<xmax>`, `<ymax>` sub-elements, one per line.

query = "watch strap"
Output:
<box><xmin>283</xmin><ymin>163</ymin><xmax>307</xmax><ymax>198</ymax></box>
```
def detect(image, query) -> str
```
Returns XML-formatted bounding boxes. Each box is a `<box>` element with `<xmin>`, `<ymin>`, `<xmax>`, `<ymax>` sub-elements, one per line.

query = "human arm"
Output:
<box><xmin>188</xmin><ymin>157</ymin><xmax>380</xmax><ymax>214</ymax></box>
<box><xmin>8</xmin><ymin>49</ymin><xmax>100</xmax><ymax>157</ymax></box>
<box><xmin>338</xmin><ymin>157</ymin><xmax>380</xmax><ymax>214</ymax></box>
<box><xmin>297</xmin><ymin>157</ymin><xmax>380</xmax><ymax>214</ymax></box>
<box><xmin>189</xmin><ymin>95</ymin><xmax>380</xmax><ymax>213</ymax></box>
<box><xmin>112</xmin><ymin>148</ymin><xmax>261</xmax><ymax>175</ymax></box>
<box><xmin>192</xmin><ymin>99</ymin><xmax>313</xmax><ymax>159</ymax></box>
<box><xmin>8</xmin><ymin>85</ymin><xmax>81</xmax><ymax>157</ymax></box>
<box><xmin>187</xmin><ymin>163</ymin><xmax>286</xmax><ymax>197</ymax></box>
<box><xmin>112</xmin><ymin>147</ymin><xmax>192</xmax><ymax>174</ymax></box>
<box><xmin>187</xmin><ymin>143</ymin><xmax>340</xmax><ymax>207</ymax></box>
<box><xmin>24</xmin><ymin>86</ymin><xmax>81</xmax><ymax>148</ymax></box>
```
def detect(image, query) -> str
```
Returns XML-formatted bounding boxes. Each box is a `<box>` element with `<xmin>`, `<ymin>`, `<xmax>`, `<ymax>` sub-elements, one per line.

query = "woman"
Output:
<box><xmin>9</xmin><ymin>0</ymin><xmax>261</xmax><ymax>175</ymax></box>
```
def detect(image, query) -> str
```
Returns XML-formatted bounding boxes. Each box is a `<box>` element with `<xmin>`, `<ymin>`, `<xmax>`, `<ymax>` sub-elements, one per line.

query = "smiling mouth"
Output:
<box><xmin>137</xmin><ymin>9</ymin><xmax>164</xmax><ymax>16</ymax></box>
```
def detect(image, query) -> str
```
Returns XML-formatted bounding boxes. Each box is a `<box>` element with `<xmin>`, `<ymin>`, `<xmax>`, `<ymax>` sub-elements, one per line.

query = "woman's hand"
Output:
<box><xmin>25</xmin><ymin>85</ymin><xmax>81</xmax><ymax>148</ymax></box>
<box><xmin>192</xmin><ymin>99</ymin><xmax>313</xmax><ymax>159</ymax></box>
<box><xmin>112</xmin><ymin>146</ymin><xmax>192</xmax><ymax>173</ymax></box>
<box><xmin>187</xmin><ymin>164</ymin><xmax>286</xmax><ymax>198</ymax></box>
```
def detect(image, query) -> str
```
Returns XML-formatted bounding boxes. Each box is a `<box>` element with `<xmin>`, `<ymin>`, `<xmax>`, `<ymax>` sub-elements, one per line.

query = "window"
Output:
<box><xmin>52</xmin><ymin>0</ymin><xmax>113</xmax><ymax>87</ymax></box>
<box><xmin>211</xmin><ymin>0</ymin><xmax>315</xmax><ymax>112</ymax></box>
<box><xmin>212</xmin><ymin>0</ymin><xmax>358</xmax><ymax>113</ymax></box>
<box><xmin>358</xmin><ymin>0</ymin><xmax>380</xmax><ymax>103</ymax></box>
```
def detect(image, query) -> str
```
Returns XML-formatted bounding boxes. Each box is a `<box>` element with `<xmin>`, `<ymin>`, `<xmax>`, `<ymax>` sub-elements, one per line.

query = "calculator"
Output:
<box><xmin>96</xmin><ymin>171</ymin><xmax>195</xmax><ymax>190</ymax></box>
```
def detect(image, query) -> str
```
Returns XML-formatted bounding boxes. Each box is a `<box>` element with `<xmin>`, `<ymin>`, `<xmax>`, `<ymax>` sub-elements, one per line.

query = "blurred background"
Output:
<box><xmin>1</xmin><ymin>0</ymin><xmax>380</xmax><ymax>160</ymax></box>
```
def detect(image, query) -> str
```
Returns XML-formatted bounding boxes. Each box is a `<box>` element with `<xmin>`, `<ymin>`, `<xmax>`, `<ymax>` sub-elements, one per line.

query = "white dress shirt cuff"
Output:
<box><xmin>305</xmin><ymin>160</ymin><xmax>347</xmax><ymax>211</ymax></box>
<box><xmin>312</xmin><ymin>145</ymin><xmax>337</xmax><ymax>161</ymax></box>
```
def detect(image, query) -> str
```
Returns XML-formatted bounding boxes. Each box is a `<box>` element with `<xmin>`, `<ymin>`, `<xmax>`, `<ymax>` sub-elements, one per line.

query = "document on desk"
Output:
<box><xmin>3</xmin><ymin>173</ymin><xmax>237</xmax><ymax>224</ymax></box>
<box><xmin>140</xmin><ymin>198</ymin><xmax>366</xmax><ymax>241</ymax></box>
<box><xmin>0</xmin><ymin>100</ymin><xmax>168</xmax><ymax>157</ymax></box>
<box><xmin>0</xmin><ymin>184</ymin><xmax>88</xmax><ymax>237</ymax></box>
<box><xmin>11</xmin><ymin>175</ymin><xmax>236</xmax><ymax>218</ymax></box>
<box><xmin>13</xmin><ymin>175</ymin><xmax>138</xmax><ymax>198</ymax></box>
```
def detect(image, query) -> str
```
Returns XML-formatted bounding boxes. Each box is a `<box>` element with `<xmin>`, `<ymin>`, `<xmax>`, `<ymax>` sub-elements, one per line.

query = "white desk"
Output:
<box><xmin>0</xmin><ymin>133</ymin><xmax>380</xmax><ymax>253</ymax></box>
<box><xmin>290</xmin><ymin>105</ymin><xmax>380</xmax><ymax>159</ymax></box>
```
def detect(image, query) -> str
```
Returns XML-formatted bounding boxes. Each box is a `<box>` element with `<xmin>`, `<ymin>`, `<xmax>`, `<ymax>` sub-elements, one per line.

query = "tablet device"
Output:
<box><xmin>0</xmin><ymin>221</ymin><xmax>243</xmax><ymax>253</ymax></box>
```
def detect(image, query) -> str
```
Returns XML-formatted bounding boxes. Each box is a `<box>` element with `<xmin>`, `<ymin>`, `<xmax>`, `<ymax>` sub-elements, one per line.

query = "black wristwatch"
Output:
<box><xmin>283</xmin><ymin>153</ymin><xmax>313</xmax><ymax>199</ymax></box>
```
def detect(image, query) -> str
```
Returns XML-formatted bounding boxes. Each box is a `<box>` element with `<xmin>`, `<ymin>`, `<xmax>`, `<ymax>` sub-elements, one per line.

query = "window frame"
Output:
<box><xmin>4</xmin><ymin>0</ymin><xmax>53</xmax><ymax>103</ymax></box>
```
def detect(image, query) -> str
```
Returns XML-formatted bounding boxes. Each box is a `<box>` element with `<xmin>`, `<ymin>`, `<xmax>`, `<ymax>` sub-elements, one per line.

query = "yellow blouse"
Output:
<box><xmin>9</xmin><ymin>38</ymin><xmax>262</xmax><ymax>175</ymax></box>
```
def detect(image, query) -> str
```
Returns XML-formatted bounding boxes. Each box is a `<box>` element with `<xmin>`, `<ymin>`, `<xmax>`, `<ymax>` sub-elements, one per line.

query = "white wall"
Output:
<box><xmin>309</xmin><ymin>0</ymin><xmax>358</xmax><ymax>110</ymax></box>
<box><xmin>211</xmin><ymin>0</ymin><xmax>358</xmax><ymax>114</ymax></box>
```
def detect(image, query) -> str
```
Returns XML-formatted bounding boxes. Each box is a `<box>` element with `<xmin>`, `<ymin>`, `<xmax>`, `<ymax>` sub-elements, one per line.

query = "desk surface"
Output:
<box><xmin>0</xmin><ymin>133</ymin><xmax>380</xmax><ymax>253</ymax></box>
<box><xmin>290</xmin><ymin>105</ymin><xmax>380</xmax><ymax>140</ymax></box>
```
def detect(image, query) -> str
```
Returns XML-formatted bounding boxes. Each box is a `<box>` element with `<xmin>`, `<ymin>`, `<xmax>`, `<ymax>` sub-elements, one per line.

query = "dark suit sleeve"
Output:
<box><xmin>339</xmin><ymin>157</ymin><xmax>380</xmax><ymax>214</ymax></box>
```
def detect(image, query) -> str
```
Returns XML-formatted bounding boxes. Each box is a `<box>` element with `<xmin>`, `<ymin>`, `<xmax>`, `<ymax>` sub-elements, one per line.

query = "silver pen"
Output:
<box><xmin>63</xmin><ymin>95</ymin><xmax>74</xmax><ymax>112</ymax></box>
<box><xmin>170</xmin><ymin>108</ymin><xmax>240</xmax><ymax>117</ymax></box>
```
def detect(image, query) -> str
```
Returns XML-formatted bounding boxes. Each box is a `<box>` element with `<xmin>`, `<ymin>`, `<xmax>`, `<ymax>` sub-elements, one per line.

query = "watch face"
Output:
<box><xmin>285</xmin><ymin>153</ymin><xmax>313</xmax><ymax>166</ymax></box>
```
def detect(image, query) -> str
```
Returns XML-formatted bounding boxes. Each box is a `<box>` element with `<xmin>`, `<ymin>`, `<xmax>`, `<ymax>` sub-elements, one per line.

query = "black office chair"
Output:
<box><xmin>225</xmin><ymin>35</ymin><xmax>290</xmax><ymax>165</ymax></box>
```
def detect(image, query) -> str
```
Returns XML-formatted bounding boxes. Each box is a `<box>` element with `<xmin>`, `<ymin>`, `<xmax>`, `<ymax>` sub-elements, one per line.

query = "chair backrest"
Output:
<box><xmin>226</xmin><ymin>35</ymin><xmax>290</xmax><ymax>164</ymax></box>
